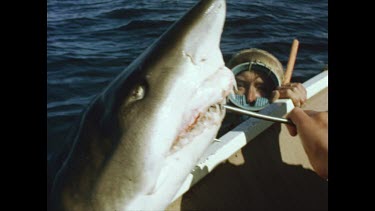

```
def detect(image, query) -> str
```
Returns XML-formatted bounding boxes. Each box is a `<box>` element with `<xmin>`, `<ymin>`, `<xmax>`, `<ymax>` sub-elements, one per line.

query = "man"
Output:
<box><xmin>218</xmin><ymin>48</ymin><xmax>307</xmax><ymax>136</ymax></box>
<box><xmin>227</xmin><ymin>48</ymin><xmax>307</xmax><ymax>109</ymax></box>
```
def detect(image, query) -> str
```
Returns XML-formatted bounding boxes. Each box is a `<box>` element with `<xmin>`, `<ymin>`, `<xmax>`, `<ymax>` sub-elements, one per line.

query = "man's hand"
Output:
<box><xmin>271</xmin><ymin>82</ymin><xmax>307</xmax><ymax>107</ymax></box>
<box><xmin>286</xmin><ymin>108</ymin><xmax>328</xmax><ymax>179</ymax></box>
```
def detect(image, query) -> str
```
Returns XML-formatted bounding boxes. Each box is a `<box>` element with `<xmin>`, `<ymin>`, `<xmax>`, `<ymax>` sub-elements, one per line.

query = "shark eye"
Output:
<box><xmin>125</xmin><ymin>84</ymin><xmax>146</xmax><ymax>106</ymax></box>
<box><xmin>131</xmin><ymin>84</ymin><xmax>145</xmax><ymax>101</ymax></box>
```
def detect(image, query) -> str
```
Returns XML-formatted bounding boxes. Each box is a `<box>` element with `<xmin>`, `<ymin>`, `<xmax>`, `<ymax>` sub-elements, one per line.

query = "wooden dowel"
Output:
<box><xmin>283</xmin><ymin>39</ymin><xmax>299</xmax><ymax>84</ymax></box>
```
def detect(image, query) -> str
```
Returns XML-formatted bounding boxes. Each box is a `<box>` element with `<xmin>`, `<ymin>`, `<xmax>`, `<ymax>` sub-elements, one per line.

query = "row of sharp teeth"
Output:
<box><xmin>192</xmin><ymin>103</ymin><xmax>223</xmax><ymax>129</ymax></box>
<box><xmin>228</xmin><ymin>85</ymin><xmax>237</xmax><ymax>98</ymax></box>
<box><xmin>209</xmin><ymin>103</ymin><xmax>222</xmax><ymax>114</ymax></box>
<box><xmin>170</xmin><ymin>86</ymin><xmax>236</xmax><ymax>152</ymax></box>
<box><xmin>170</xmin><ymin>102</ymin><xmax>225</xmax><ymax>153</ymax></box>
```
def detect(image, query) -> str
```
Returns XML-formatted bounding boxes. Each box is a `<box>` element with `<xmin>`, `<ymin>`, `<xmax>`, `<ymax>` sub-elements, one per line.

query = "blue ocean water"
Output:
<box><xmin>47</xmin><ymin>0</ymin><xmax>327</xmax><ymax>175</ymax></box>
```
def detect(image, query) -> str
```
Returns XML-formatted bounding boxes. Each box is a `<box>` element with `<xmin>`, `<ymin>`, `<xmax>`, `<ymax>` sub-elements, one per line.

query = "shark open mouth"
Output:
<box><xmin>169</xmin><ymin>71</ymin><xmax>234</xmax><ymax>154</ymax></box>
<box><xmin>167</xmin><ymin>63</ymin><xmax>236</xmax><ymax>154</ymax></box>
<box><xmin>170</xmin><ymin>102</ymin><xmax>225</xmax><ymax>153</ymax></box>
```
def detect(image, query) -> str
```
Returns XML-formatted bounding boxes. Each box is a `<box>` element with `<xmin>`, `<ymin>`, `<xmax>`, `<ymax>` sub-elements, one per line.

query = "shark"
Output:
<box><xmin>49</xmin><ymin>0</ymin><xmax>234</xmax><ymax>210</ymax></box>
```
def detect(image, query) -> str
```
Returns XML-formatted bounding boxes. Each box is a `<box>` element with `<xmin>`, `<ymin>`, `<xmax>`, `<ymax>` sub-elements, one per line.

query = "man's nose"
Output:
<box><xmin>246</xmin><ymin>86</ymin><xmax>259</xmax><ymax>103</ymax></box>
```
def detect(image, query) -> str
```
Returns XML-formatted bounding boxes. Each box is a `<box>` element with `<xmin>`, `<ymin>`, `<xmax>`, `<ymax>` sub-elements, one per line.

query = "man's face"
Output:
<box><xmin>235</xmin><ymin>70</ymin><xmax>274</xmax><ymax>104</ymax></box>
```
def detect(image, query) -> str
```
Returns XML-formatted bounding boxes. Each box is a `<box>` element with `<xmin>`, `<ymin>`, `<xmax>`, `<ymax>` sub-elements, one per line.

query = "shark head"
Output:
<box><xmin>50</xmin><ymin>0</ymin><xmax>234</xmax><ymax>210</ymax></box>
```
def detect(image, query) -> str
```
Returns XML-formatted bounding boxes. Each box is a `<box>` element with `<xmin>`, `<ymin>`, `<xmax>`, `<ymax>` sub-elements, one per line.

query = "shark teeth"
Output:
<box><xmin>170</xmin><ymin>98</ymin><xmax>226</xmax><ymax>154</ymax></box>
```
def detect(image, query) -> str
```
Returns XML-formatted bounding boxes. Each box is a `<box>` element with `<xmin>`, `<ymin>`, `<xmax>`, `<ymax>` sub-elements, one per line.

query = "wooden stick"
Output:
<box><xmin>283</xmin><ymin>39</ymin><xmax>299</xmax><ymax>84</ymax></box>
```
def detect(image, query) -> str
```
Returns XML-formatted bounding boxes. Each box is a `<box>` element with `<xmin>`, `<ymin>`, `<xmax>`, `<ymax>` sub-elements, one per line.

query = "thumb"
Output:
<box><xmin>285</xmin><ymin>123</ymin><xmax>298</xmax><ymax>137</ymax></box>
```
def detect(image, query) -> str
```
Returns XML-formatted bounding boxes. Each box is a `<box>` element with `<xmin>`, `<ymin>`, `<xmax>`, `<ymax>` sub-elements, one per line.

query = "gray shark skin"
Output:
<box><xmin>49</xmin><ymin>0</ymin><xmax>234</xmax><ymax>210</ymax></box>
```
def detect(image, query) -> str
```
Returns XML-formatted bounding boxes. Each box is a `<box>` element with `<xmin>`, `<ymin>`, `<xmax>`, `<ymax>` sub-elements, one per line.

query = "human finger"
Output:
<box><xmin>295</xmin><ymin>83</ymin><xmax>307</xmax><ymax>106</ymax></box>
<box><xmin>278</xmin><ymin>88</ymin><xmax>301</xmax><ymax>107</ymax></box>
<box><xmin>270</xmin><ymin>90</ymin><xmax>280</xmax><ymax>103</ymax></box>
<box><xmin>285</xmin><ymin>123</ymin><xmax>298</xmax><ymax>136</ymax></box>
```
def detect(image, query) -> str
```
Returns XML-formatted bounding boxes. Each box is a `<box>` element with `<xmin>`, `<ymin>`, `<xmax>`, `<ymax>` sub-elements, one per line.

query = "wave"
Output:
<box><xmin>118</xmin><ymin>19</ymin><xmax>173</xmax><ymax>31</ymax></box>
<box><xmin>100</xmin><ymin>7</ymin><xmax>152</xmax><ymax>19</ymax></box>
